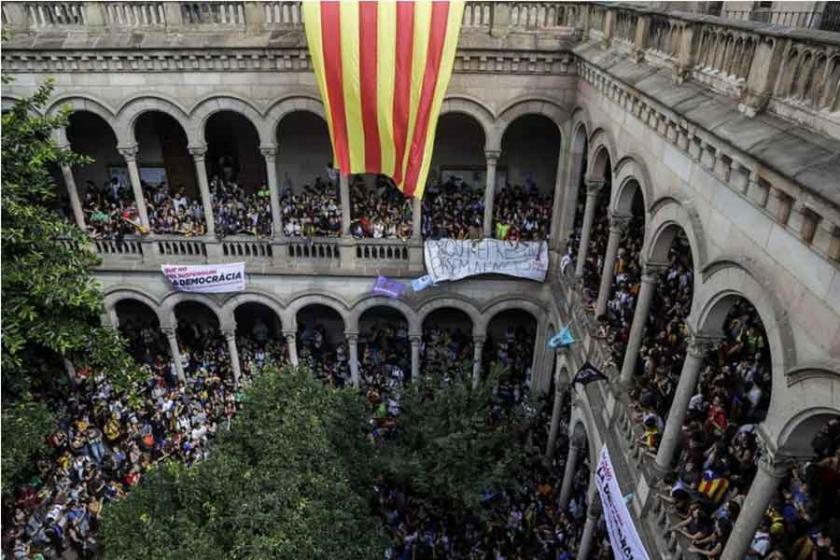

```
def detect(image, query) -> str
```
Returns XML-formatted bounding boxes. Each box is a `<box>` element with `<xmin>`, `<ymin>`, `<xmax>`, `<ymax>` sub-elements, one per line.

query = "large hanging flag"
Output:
<box><xmin>303</xmin><ymin>1</ymin><xmax>464</xmax><ymax>199</ymax></box>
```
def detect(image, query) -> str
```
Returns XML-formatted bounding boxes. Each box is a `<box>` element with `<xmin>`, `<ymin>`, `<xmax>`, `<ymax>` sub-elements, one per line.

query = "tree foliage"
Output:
<box><xmin>100</xmin><ymin>367</ymin><xmax>387</xmax><ymax>559</ymax></box>
<box><xmin>1</xmin><ymin>82</ymin><xmax>143</xmax><ymax>494</ymax></box>
<box><xmin>1</xmin><ymin>80</ymin><xmax>139</xmax><ymax>397</ymax></box>
<box><xmin>374</xmin><ymin>366</ymin><xmax>533</xmax><ymax>516</ymax></box>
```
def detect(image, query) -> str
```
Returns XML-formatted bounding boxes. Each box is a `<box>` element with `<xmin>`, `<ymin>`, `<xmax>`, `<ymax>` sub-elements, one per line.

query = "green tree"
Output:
<box><xmin>1</xmin><ymin>82</ymin><xmax>142</xmax><ymax>492</ymax></box>
<box><xmin>101</xmin><ymin>367</ymin><xmax>387</xmax><ymax>560</ymax></box>
<box><xmin>374</xmin><ymin>366</ymin><xmax>533</xmax><ymax>517</ymax></box>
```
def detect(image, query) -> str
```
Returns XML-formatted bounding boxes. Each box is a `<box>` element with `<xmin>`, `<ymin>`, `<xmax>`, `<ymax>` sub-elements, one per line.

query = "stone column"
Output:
<box><xmin>189</xmin><ymin>147</ymin><xmax>215</xmax><ymax>237</ymax></box>
<box><xmin>223</xmin><ymin>328</ymin><xmax>242</xmax><ymax>386</ymax></box>
<box><xmin>472</xmin><ymin>335</ymin><xmax>485</xmax><ymax>388</ymax></box>
<box><xmin>558</xmin><ymin>439</ymin><xmax>582</xmax><ymax>508</ymax></box>
<box><xmin>339</xmin><ymin>174</ymin><xmax>351</xmax><ymax>235</ymax></box>
<box><xmin>619</xmin><ymin>264</ymin><xmax>665</xmax><ymax>386</ymax></box>
<box><xmin>577</xmin><ymin>494</ymin><xmax>602</xmax><ymax>560</ymax></box>
<box><xmin>409</xmin><ymin>334</ymin><xmax>421</xmax><ymax>383</ymax></box>
<box><xmin>284</xmin><ymin>331</ymin><xmax>299</xmax><ymax>367</ymax></box>
<box><xmin>654</xmin><ymin>335</ymin><xmax>718</xmax><ymax>472</ymax></box>
<box><xmin>721</xmin><ymin>450</ymin><xmax>790</xmax><ymax>560</ymax></box>
<box><xmin>483</xmin><ymin>150</ymin><xmax>500</xmax><ymax>238</ymax></box>
<box><xmin>260</xmin><ymin>146</ymin><xmax>284</xmax><ymax>238</ymax></box>
<box><xmin>546</xmin><ymin>352</ymin><xmax>569</xmax><ymax>459</ymax></box>
<box><xmin>574</xmin><ymin>178</ymin><xmax>605</xmax><ymax>279</ymax></box>
<box><xmin>162</xmin><ymin>326</ymin><xmax>185</xmax><ymax>383</ymax></box>
<box><xmin>548</xmin><ymin>140</ymin><xmax>567</xmax><ymax>251</ymax></box>
<box><xmin>60</xmin><ymin>162</ymin><xmax>86</xmax><ymax>230</ymax></box>
<box><xmin>118</xmin><ymin>146</ymin><xmax>150</xmax><ymax>230</ymax></box>
<box><xmin>594</xmin><ymin>214</ymin><xmax>630</xmax><ymax>317</ymax></box>
<box><xmin>347</xmin><ymin>332</ymin><xmax>360</xmax><ymax>387</ymax></box>
<box><xmin>412</xmin><ymin>196</ymin><xmax>422</xmax><ymax>240</ymax></box>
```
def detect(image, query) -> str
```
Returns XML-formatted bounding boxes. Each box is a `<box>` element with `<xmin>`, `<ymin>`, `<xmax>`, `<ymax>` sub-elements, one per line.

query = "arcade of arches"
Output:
<box><xmin>4</xmin><ymin>3</ymin><xmax>840</xmax><ymax>559</ymax></box>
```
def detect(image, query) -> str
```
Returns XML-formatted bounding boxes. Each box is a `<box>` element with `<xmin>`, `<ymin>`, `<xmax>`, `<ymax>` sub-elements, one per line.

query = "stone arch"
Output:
<box><xmin>220</xmin><ymin>291</ymin><xmax>286</xmax><ymax>330</ymax></box>
<box><xmin>612</xmin><ymin>155</ymin><xmax>654</xmax><ymax>216</ymax></box>
<box><xmin>115</xmin><ymin>94</ymin><xmax>193</xmax><ymax>147</ymax></box>
<box><xmin>492</xmin><ymin>97</ymin><xmax>570</xmax><ymax>152</ymax></box>
<box><xmin>416</xmin><ymin>295</ymin><xmax>482</xmax><ymax>337</ymax></box>
<box><xmin>46</xmin><ymin>94</ymin><xmax>125</xmax><ymax>145</ymax></box>
<box><xmin>689</xmin><ymin>259</ymin><xmax>796</xmax><ymax>394</ymax></box>
<box><xmin>772</xmin><ymin>367</ymin><xmax>840</xmax><ymax>457</ymax></box>
<box><xmin>103</xmin><ymin>287</ymin><xmax>165</xmax><ymax>324</ymax></box>
<box><xmin>189</xmin><ymin>94</ymin><xmax>269</xmax><ymax>148</ymax></box>
<box><xmin>265</xmin><ymin>94</ymin><xmax>327</xmax><ymax>143</ymax></box>
<box><xmin>160</xmin><ymin>292</ymin><xmax>224</xmax><ymax>327</ymax></box>
<box><xmin>440</xmin><ymin>95</ymin><xmax>495</xmax><ymax>150</ymax></box>
<box><xmin>347</xmin><ymin>295</ymin><xmax>419</xmax><ymax>335</ymax></box>
<box><xmin>586</xmin><ymin>128</ymin><xmax>617</xmax><ymax>181</ymax></box>
<box><xmin>476</xmin><ymin>296</ymin><xmax>545</xmax><ymax>335</ymax></box>
<box><xmin>285</xmin><ymin>292</ymin><xmax>351</xmax><ymax>332</ymax></box>
<box><xmin>568</xmin><ymin>404</ymin><xmax>601</xmax><ymax>468</ymax></box>
<box><xmin>645</xmin><ymin>196</ymin><xmax>707</xmax><ymax>270</ymax></box>
<box><xmin>2</xmin><ymin>95</ymin><xmax>23</xmax><ymax>112</ymax></box>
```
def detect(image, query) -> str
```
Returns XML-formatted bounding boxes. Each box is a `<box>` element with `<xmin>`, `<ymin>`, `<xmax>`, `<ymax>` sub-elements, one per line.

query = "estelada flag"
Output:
<box><xmin>303</xmin><ymin>1</ymin><xmax>464</xmax><ymax>199</ymax></box>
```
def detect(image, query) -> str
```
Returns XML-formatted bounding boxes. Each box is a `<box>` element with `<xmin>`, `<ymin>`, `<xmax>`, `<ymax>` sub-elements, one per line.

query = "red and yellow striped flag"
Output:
<box><xmin>303</xmin><ymin>1</ymin><xmax>464</xmax><ymax>199</ymax></box>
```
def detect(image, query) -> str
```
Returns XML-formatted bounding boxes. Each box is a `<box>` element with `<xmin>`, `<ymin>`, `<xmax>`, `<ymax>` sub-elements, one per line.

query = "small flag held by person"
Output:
<box><xmin>547</xmin><ymin>326</ymin><xmax>575</xmax><ymax>349</ymax></box>
<box><xmin>572</xmin><ymin>362</ymin><xmax>608</xmax><ymax>386</ymax></box>
<box><xmin>371</xmin><ymin>275</ymin><xmax>406</xmax><ymax>298</ymax></box>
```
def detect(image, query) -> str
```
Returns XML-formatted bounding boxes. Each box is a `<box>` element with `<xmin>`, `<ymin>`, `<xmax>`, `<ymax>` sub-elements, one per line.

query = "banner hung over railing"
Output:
<box><xmin>595</xmin><ymin>445</ymin><xmax>651</xmax><ymax>560</ymax></box>
<box><xmin>424</xmin><ymin>239</ymin><xmax>548</xmax><ymax>283</ymax></box>
<box><xmin>161</xmin><ymin>263</ymin><xmax>245</xmax><ymax>293</ymax></box>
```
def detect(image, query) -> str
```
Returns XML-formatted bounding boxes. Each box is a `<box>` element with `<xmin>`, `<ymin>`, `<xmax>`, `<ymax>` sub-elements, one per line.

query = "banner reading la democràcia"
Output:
<box><xmin>161</xmin><ymin>263</ymin><xmax>245</xmax><ymax>293</ymax></box>
<box><xmin>424</xmin><ymin>239</ymin><xmax>548</xmax><ymax>283</ymax></box>
<box><xmin>595</xmin><ymin>445</ymin><xmax>651</xmax><ymax>560</ymax></box>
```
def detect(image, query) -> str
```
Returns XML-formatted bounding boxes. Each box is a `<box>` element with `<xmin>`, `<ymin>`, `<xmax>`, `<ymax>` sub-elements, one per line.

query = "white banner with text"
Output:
<box><xmin>161</xmin><ymin>262</ymin><xmax>245</xmax><ymax>293</ymax></box>
<box><xmin>595</xmin><ymin>445</ymin><xmax>650</xmax><ymax>560</ymax></box>
<box><xmin>424</xmin><ymin>239</ymin><xmax>548</xmax><ymax>283</ymax></box>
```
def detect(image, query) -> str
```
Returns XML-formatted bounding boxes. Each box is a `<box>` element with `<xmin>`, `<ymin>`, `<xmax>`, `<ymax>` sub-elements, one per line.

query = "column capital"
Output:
<box><xmin>222</xmin><ymin>328</ymin><xmax>236</xmax><ymax>339</ymax></box>
<box><xmin>473</xmin><ymin>335</ymin><xmax>487</xmax><ymax>346</ymax></box>
<box><xmin>409</xmin><ymin>334</ymin><xmax>422</xmax><ymax>345</ymax></box>
<box><xmin>260</xmin><ymin>146</ymin><xmax>278</xmax><ymax>160</ymax></box>
<box><xmin>641</xmin><ymin>261</ymin><xmax>668</xmax><ymax>279</ymax></box>
<box><xmin>608</xmin><ymin>213</ymin><xmax>631</xmax><ymax>234</ymax></box>
<box><xmin>118</xmin><ymin>145</ymin><xmax>139</xmax><ymax>162</ymax></box>
<box><xmin>282</xmin><ymin>330</ymin><xmax>297</xmax><ymax>340</ymax></box>
<box><xmin>161</xmin><ymin>326</ymin><xmax>176</xmax><ymax>337</ymax></box>
<box><xmin>755</xmin><ymin>436</ymin><xmax>794</xmax><ymax>478</ymax></box>
<box><xmin>345</xmin><ymin>331</ymin><xmax>359</xmax><ymax>342</ymax></box>
<box><xmin>485</xmin><ymin>149</ymin><xmax>501</xmax><ymax>162</ymax></box>
<box><xmin>584</xmin><ymin>177</ymin><xmax>606</xmax><ymax>195</ymax></box>
<box><xmin>686</xmin><ymin>334</ymin><xmax>721</xmax><ymax>359</ymax></box>
<box><xmin>188</xmin><ymin>146</ymin><xmax>207</xmax><ymax>160</ymax></box>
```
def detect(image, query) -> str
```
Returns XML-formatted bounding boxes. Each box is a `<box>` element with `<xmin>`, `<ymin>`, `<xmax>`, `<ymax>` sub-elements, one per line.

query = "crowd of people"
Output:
<box><xmin>281</xmin><ymin>177</ymin><xmax>342</xmax><ymax>238</ymax></box>
<box><xmin>4</xmin><ymin>319</ymin><xmax>263</xmax><ymax>559</ymax></box>
<box><xmin>73</xmin><ymin>168</ymin><xmax>559</xmax><ymax>244</ymax></box>
<box><xmin>492</xmin><ymin>183</ymin><xmax>553</xmax><ymax>242</ymax></box>
<box><xmin>210</xmin><ymin>175</ymin><xmax>272</xmax><ymax>238</ymax></box>
<box><xmin>350</xmin><ymin>176</ymin><xmax>413</xmax><ymax>239</ymax></box>
<box><xmin>81</xmin><ymin>178</ymin><xmax>142</xmax><ymax>239</ymax></box>
<box><xmin>421</xmin><ymin>177</ymin><xmax>554</xmax><ymax>242</ymax></box>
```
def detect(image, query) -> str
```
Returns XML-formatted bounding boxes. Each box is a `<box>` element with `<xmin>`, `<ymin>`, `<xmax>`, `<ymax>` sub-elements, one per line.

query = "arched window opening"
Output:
<box><xmin>296</xmin><ymin>304</ymin><xmax>347</xmax><ymax>386</ymax></box>
<box><xmin>421</xmin><ymin>307</ymin><xmax>473</xmax><ymax>380</ymax></box>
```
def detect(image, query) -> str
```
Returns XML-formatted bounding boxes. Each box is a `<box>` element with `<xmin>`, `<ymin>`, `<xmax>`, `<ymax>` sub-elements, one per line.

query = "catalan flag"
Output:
<box><xmin>303</xmin><ymin>1</ymin><xmax>464</xmax><ymax>199</ymax></box>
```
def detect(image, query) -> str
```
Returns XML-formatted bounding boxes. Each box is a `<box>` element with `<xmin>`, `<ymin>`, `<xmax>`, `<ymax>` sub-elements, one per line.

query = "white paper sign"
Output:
<box><xmin>161</xmin><ymin>262</ymin><xmax>245</xmax><ymax>293</ymax></box>
<box><xmin>424</xmin><ymin>239</ymin><xmax>548</xmax><ymax>283</ymax></box>
<box><xmin>595</xmin><ymin>445</ymin><xmax>651</xmax><ymax>560</ymax></box>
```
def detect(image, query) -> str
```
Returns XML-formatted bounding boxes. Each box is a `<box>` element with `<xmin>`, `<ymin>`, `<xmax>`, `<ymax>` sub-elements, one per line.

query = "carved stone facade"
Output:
<box><xmin>3</xmin><ymin>3</ymin><xmax>839</xmax><ymax>559</ymax></box>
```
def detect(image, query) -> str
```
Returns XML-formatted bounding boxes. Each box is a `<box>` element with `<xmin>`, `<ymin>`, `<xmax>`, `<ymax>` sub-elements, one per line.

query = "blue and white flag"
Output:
<box><xmin>547</xmin><ymin>326</ymin><xmax>575</xmax><ymax>349</ymax></box>
<box><xmin>410</xmin><ymin>274</ymin><xmax>436</xmax><ymax>292</ymax></box>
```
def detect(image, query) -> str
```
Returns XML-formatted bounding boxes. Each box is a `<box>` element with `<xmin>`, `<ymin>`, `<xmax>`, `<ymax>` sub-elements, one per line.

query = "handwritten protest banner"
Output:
<box><xmin>161</xmin><ymin>263</ymin><xmax>245</xmax><ymax>293</ymax></box>
<box><xmin>424</xmin><ymin>239</ymin><xmax>548</xmax><ymax>283</ymax></box>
